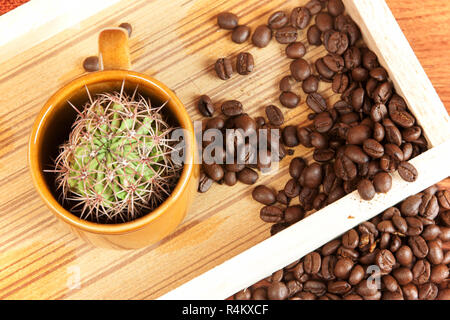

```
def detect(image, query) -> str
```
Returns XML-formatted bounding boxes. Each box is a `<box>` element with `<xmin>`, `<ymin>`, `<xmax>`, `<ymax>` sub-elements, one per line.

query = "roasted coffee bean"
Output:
<box><xmin>198</xmin><ymin>95</ymin><xmax>215</xmax><ymax>117</ymax></box>
<box><xmin>352</xmin><ymin>67</ymin><xmax>369</xmax><ymax>82</ymax></box>
<box><xmin>289</xmin><ymin>157</ymin><xmax>307</xmax><ymax>179</ymax></box>
<box><xmin>270</xmin><ymin>222</ymin><xmax>290</xmax><ymax>235</ymax></box>
<box><xmin>236</xmin><ymin>52</ymin><xmax>254</xmax><ymax>75</ymax></box>
<box><xmin>231</xmin><ymin>25</ymin><xmax>251</xmax><ymax>43</ymax></box>
<box><xmin>285</xmin><ymin>178</ymin><xmax>301</xmax><ymax>198</ymax></box>
<box><xmin>430</xmin><ymin>264</ymin><xmax>449</xmax><ymax>283</ymax></box>
<box><xmin>202</xmin><ymin>163</ymin><xmax>224</xmax><ymax>182</ymax></box>
<box><xmin>396</xmin><ymin>245</ymin><xmax>414</xmax><ymax>266</ymax></box>
<box><xmin>251</xmin><ymin>287</ymin><xmax>268</xmax><ymax>300</ymax></box>
<box><xmin>347</xmin><ymin>125</ymin><xmax>371</xmax><ymax>145</ymax></box>
<box><xmin>224</xmin><ymin>171</ymin><xmax>237</xmax><ymax>186</ymax></box>
<box><xmin>260</xmin><ymin>205</ymin><xmax>284</xmax><ymax>223</ymax></box>
<box><xmin>234</xmin><ymin>288</ymin><xmax>251</xmax><ymax>300</ymax></box>
<box><xmin>276</xmin><ymin>190</ymin><xmax>290</xmax><ymax>206</ymax></box>
<box><xmin>290</xmin><ymin>7</ymin><xmax>311</xmax><ymax>29</ymax></box>
<box><xmin>383</xmin><ymin>275</ymin><xmax>399</xmax><ymax>292</ymax></box>
<box><xmin>362</xmin><ymin>49</ymin><xmax>379</xmax><ymax>70</ymax></box>
<box><xmin>344</xmin><ymin>46</ymin><xmax>361</xmax><ymax>70</ymax></box>
<box><xmin>384</xmin><ymin>143</ymin><xmax>403</xmax><ymax>162</ymax></box>
<box><xmin>310</xmin><ymin>132</ymin><xmax>328</xmax><ymax>149</ymax></box>
<box><xmin>252</xmin><ymin>185</ymin><xmax>276</xmax><ymax>205</ymax></box>
<box><xmin>383</xmin><ymin>119</ymin><xmax>402</xmax><ymax>146</ymax></box>
<box><xmin>275</xmin><ymin>26</ymin><xmax>298</xmax><ymax>44</ymax></box>
<box><xmin>437</xmin><ymin>190</ymin><xmax>450</xmax><ymax>209</ymax></box>
<box><xmin>221</xmin><ymin>100</ymin><xmax>243</xmax><ymax>116</ymax></box>
<box><xmin>373</xmin><ymin>122</ymin><xmax>385</xmax><ymax>142</ymax></box>
<box><xmin>215</xmin><ymin>58</ymin><xmax>233</xmax><ymax>80</ymax></box>
<box><xmin>217</xmin><ymin>12</ymin><xmax>239</xmax><ymax>29</ymax></box>
<box><xmin>237</xmin><ymin>167</ymin><xmax>258</xmax><ymax>185</ymax></box>
<box><xmin>279</xmin><ymin>75</ymin><xmax>295</xmax><ymax>92</ymax></box>
<box><xmin>299</xmin><ymin>187</ymin><xmax>319</xmax><ymax>209</ymax></box>
<box><xmin>418</xmin><ymin>283</ymin><xmax>438</xmax><ymax>300</ymax></box>
<box><xmin>391</xmin><ymin>110</ymin><xmax>415</xmax><ymax>128</ymax></box>
<box><xmin>332</xmin><ymin>73</ymin><xmax>349</xmax><ymax>94</ymax></box>
<box><xmin>334</xmin><ymin>257</ymin><xmax>353</xmax><ymax>279</ymax></box>
<box><xmin>304</xmin><ymin>252</ymin><xmax>322</xmax><ymax>274</ymax></box>
<box><xmin>291</xmin><ymin>58</ymin><xmax>311</xmax><ymax>82</ymax></box>
<box><xmin>321</xmin><ymin>239</ymin><xmax>341</xmax><ymax>256</ymax></box>
<box><xmin>334</xmin><ymin>155</ymin><xmax>357</xmax><ymax>181</ymax></box>
<box><xmin>265</xmin><ymin>105</ymin><xmax>284</xmax><ymax>126</ymax></box>
<box><xmin>315</xmin><ymin>58</ymin><xmax>335</xmax><ymax>80</ymax></box>
<box><xmin>402</xmin><ymin>126</ymin><xmax>422</xmax><ymax>142</ymax></box>
<box><xmin>344</xmin><ymin>145</ymin><xmax>369</xmax><ymax>164</ymax></box>
<box><xmin>306</xmin><ymin>92</ymin><xmax>327</xmax><ymax>113</ymax></box>
<box><xmin>302</xmin><ymin>75</ymin><xmax>319</xmax><ymax>94</ymax></box>
<box><xmin>373</xmin><ymin>172</ymin><xmax>392</xmax><ymax>193</ymax></box>
<box><xmin>323</xmin><ymin>54</ymin><xmax>345</xmax><ymax>73</ymax></box>
<box><xmin>357</xmin><ymin>179</ymin><xmax>376</xmax><ymax>200</ymax></box>
<box><xmin>297</xmin><ymin>126</ymin><xmax>313</xmax><ymax>147</ymax></box>
<box><xmin>280</xmin><ymin>91</ymin><xmax>300</xmax><ymax>108</ymax></box>
<box><xmin>234</xmin><ymin>114</ymin><xmax>257</xmax><ymax>135</ymax></box>
<box><xmin>392</xmin><ymin>215</ymin><xmax>408</xmax><ymax>234</ymax></box>
<box><xmin>422</xmin><ymin>224</ymin><xmax>441</xmax><ymax>241</ymax></box>
<box><xmin>284</xmin><ymin>206</ymin><xmax>304</xmax><ymax>224</ymax></box>
<box><xmin>402</xmin><ymin>143</ymin><xmax>413</xmax><ymax>161</ymax></box>
<box><xmin>307</xmin><ymin>25</ymin><xmax>322</xmax><ymax>45</ymax></box>
<box><xmin>427</xmin><ymin>240</ymin><xmax>443</xmax><ymax>265</ymax></box>
<box><xmin>83</xmin><ymin>56</ymin><xmax>100</xmax><ymax>72</ymax></box>
<box><xmin>398</xmin><ymin>161</ymin><xmax>418</xmax><ymax>182</ymax></box>
<box><xmin>282</xmin><ymin>126</ymin><xmax>300</xmax><ymax>147</ymax></box>
<box><xmin>348</xmin><ymin>264</ymin><xmax>364</xmax><ymax>286</ymax></box>
<box><xmin>376</xmin><ymin>249</ymin><xmax>396</xmax><ymax>273</ymax></box>
<box><xmin>268</xmin><ymin>11</ymin><xmax>288</xmax><ymax>29</ymax></box>
<box><xmin>409</xmin><ymin>236</ymin><xmax>429</xmax><ymax>259</ymax></box>
<box><xmin>286</xmin><ymin>42</ymin><xmax>306</xmax><ymax>59</ymax></box>
<box><xmin>252</xmin><ymin>25</ymin><xmax>272</xmax><ymax>48</ymax></box>
<box><xmin>363</xmin><ymin>139</ymin><xmax>384</xmax><ymax>158</ymax></box>
<box><xmin>342</xmin><ymin>229</ymin><xmax>359</xmax><ymax>249</ymax></box>
<box><xmin>370</xmin><ymin>67</ymin><xmax>388</xmax><ymax>81</ymax></box>
<box><xmin>320</xmin><ymin>255</ymin><xmax>337</xmax><ymax>280</ymax></box>
<box><xmin>370</xmin><ymin>103</ymin><xmax>388</xmax><ymax>122</ymax></box>
<box><xmin>325</xmin><ymin>31</ymin><xmax>349</xmax><ymax>55</ymax></box>
<box><xmin>401</xmin><ymin>194</ymin><xmax>422</xmax><ymax>217</ymax></box>
<box><xmin>267</xmin><ymin>282</ymin><xmax>289</xmax><ymax>300</ymax></box>
<box><xmin>314</xmin><ymin>112</ymin><xmax>333</xmax><ymax>133</ymax></box>
<box><xmin>198</xmin><ymin>172</ymin><xmax>214</xmax><ymax>193</ymax></box>
<box><xmin>304</xmin><ymin>280</ymin><xmax>326</xmax><ymax>296</ymax></box>
<box><xmin>412</xmin><ymin>259</ymin><xmax>431</xmax><ymax>285</ymax></box>
<box><xmin>302</xmin><ymin>163</ymin><xmax>323</xmax><ymax>188</ymax></box>
<box><xmin>389</xmin><ymin>94</ymin><xmax>407</xmax><ymax>113</ymax></box>
<box><xmin>316</xmin><ymin>12</ymin><xmax>334</xmax><ymax>32</ymax></box>
<box><xmin>373</xmin><ymin>81</ymin><xmax>393</xmax><ymax>104</ymax></box>
<box><xmin>328</xmin><ymin>0</ymin><xmax>345</xmax><ymax>16</ymax></box>
<box><xmin>306</xmin><ymin>0</ymin><xmax>323</xmax><ymax>14</ymax></box>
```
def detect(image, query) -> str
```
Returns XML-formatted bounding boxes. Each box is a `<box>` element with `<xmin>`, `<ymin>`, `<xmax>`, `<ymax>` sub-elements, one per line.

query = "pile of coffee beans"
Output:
<box><xmin>82</xmin><ymin>22</ymin><xmax>133</xmax><ymax>72</ymax></box>
<box><xmin>233</xmin><ymin>185</ymin><xmax>450</xmax><ymax>300</ymax></box>
<box><xmin>197</xmin><ymin>95</ymin><xmax>286</xmax><ymax>193</ymax></box>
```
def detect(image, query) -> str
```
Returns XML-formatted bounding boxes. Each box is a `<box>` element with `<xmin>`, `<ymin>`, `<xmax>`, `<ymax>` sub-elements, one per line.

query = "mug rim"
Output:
<box><xmin>28</xmin><ymin>70</ymin><xmax>195</xmax><ymax>235</ymax></box>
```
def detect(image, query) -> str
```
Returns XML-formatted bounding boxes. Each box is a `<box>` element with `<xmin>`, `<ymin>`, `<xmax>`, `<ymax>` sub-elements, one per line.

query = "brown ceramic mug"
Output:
<box><xmin>28</xmin><ymin>28</ymin><xmax>199</xmax><ymax>249</ymax></box>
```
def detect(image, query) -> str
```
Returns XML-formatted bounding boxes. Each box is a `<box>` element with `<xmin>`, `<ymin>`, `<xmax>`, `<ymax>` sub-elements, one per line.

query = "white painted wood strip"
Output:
<box><xmin>343</xmin><ymin>0</ymin><xmax>450</xmax><ymax>147</ymax></box>
<box><xmin>0</xmin><ymin>0</ymin><xmax>120</xmax><ymax>63</ymax></box>
<box><xmin>159</xmin><ymin>140</ymin><xmax>450</xmax><ymax>300</ymax></box>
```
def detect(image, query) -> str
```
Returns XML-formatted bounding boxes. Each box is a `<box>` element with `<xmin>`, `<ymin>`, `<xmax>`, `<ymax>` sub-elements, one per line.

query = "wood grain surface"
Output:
<box><xmin>0</xmin><ymin>0</ymin><xmax>448</xmax><ymax>300</ymax></box>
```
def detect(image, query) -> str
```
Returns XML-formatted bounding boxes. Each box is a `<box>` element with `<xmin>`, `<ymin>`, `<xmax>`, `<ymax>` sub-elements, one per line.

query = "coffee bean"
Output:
<box><xmin>221</xmin><ymin>100</ymin><xmax>243</xmax><ymax>117</ymax></box>
<box><xmin>284</xmin><ymin>206</ymin><xmax>304</xmax><ymax>224</ymax></box>
<box><xmin>118</xmin><ymin>22</ymin><xmax>132</xmax><ymax>37</ymax></box>
<box><xmin>277</xmin><ymin>190</ymin><xmax>290</xmax><ymax>206</ymax></box>
<box><xmin>370</xmin><ymin>67</ymin><xmax>388</xmax><ymax>81</ymax></box>
<box><xmin>344</xmin><ymin>145</ymin><xmax>369</xmax><ymax>164</ymax></box>
<box><xmin>202</xmin><ymin>163</ymin><xmax>224</xmax><ymax>182</ymax></box>
<box><xmin>236</xmin><ymin>52</ymin><xmax>254</xmax><ymax>75</ymax></box>
<box><xmin>260</xmin><ymin>205</ymin><xmax>284</xmax><ymax>223</ymax></box>
<box><xmin>430</xmin><ymin>264</ymin><xmax>449</xmax><ymax>284</ymax></box>
<box><xmin>304</xmin><ymin>252</ymin><xmax>322</xmax><ymax>274</ymax></box>
<box><xmin>402</xmin><ymin>126</ymin><xmax>422</xmax><ymax>142</ymax></box>
<box><xmin>332</xmin><ymin>73</ymin><xmax>349</xmax><ymax>94</ymax></box>
<box><xmin>422</xmin><ymin>224</ymin><xmax>441</xmax><ymax>241</ymax></box>
<box><xmin>357</xmin><ymin>179</ymin><xmax>376</xmax><ymax>200</ymax></box>
<box><xmin>301</xmin><ymin>75</ymin><xmax>319</xmax><ymax>94</ymax></box>
<box><xmin>198</xmin><ymin>172</ymin><xmax>214</xmax><ymax>193</ymax></box>
<box><xmin>347</xmin><ymin>125</ymin><xmax>371</xmax><ymax>145</ymax></box>
<box><xmin>290</xmin><ymin>7</ymin><xmax>311</xmax><ymax>29</ymax></box>
<box><xmin>237</xmin><ymin>167</ymin><xmax>258</xmax><ymax>184</ymax></box>
<box><xmin>301</xmin><ymin>163</ymin><xmax>323</xmax><ymax>189</ymax></box>
<box><xmin>279</xmin><ymin>91</ymin><xmax>300</xmax><ymax>109</ymax></box>
<box><xmin>234</xmin><ymin>114</ymin><xmax>257</xmax><ymax>135</ymax></box>
<box><xmin>253</xmin><ymin>185</ymin><xmax>276</xmax><ymax>205</ymax></box>
<box><xmin>334</xmin><ymin>155</ymin><xmax>357</xmax><ymax>181</ymax></box>
<box><xmin>290</xmin><ymin>58</ymin><xmax>311</xmax><ymax>81</ymax></box>
<box><xmin>270</xmin><ymin>222</ymin><xmax>290</xmax><ymax>236</ymax></box>
<box><xmin>234</xmin><ymin>288</ymin><xmax>251</xmax><ymax>300</ymax></box>
<box><xmin>328</xmin><ymin>0</ymin><xmax>345</xmax><ymax>16</ymax></box>
<box><xmin>362</xmin><ymin>49</ymin><xmax>379</xmax><ymax>70</ymax></box>
<box><xmin>252</xmin><ymin>25</ymin><xmax>272</xmax><ymax>48</ymax></box>
<box><xmin>412</xmin><ymin>259</ymin><xmax>431</xmax><ymax>285</ymax></box>
<box><xmin>231</xmin><ymin>25</ymin><xmax>251</xmax><ymax>43</ymax></box>
<box><xmin>370</xmin><ymin>103</ymin><xmax>388</xmax><ymax>122</ymax></box>
<box><xmin>282</xmin><ymin>126</ymin><xmax>300</xmax><ymax>147</ymax></box>
<box><xmin>325</xmin><ymin>31</ymin><xmax>349</xmax><ymax>55</ymax></box>
<box><xmin>427</xmin><ymin>240</ymin><xmax>443</xmax><ymax>265</ymax></box>
<box><xmin>418</xmin><ymin>283</ymin><xmax>438</xmax><ymax>300</ymax></box>
<box><xmin>224</xmin><ymin>171</ymin><xmax>237</xmax><ymax>186</ymax></box>
<box><xmin>279</xmin><ymin>75</ymin><xmax>296</xmax><ymax>92</ymax></box>
<box><xmin>316</xmin><ymin>12</ymin><xmax>334</xmax><ymax>32</ymax></box>
<box><xmin>398</xmin><ymin>161</ymin><xmax>418</xmax><ymax>182</ymax></box>
<box><xmin>334</xmin><ymin>257</ymin><xmax>353</xmax><ymax>279</ymax></box>
<box><xmin>382</xmin><ymin>274</ymin><xmax>399</xmax><ymax>292</ymax></box>
<box><xmin>363</xmin><ymin>139</ymin><xmax>384</xmax><ymax>158</ymax></box>
<box><xmin>306</xmin><ymin>92</ymin><xmax>327</xmax><ymax>113</ymax></box>
<box><xmin>314</xmin><ymin>112</ymin><xmax>333</xmax><ymax>133</ymax></box>
<box><xmin>217</xmin><ymin>12</ymin><xmax>238</xmax><ymax>29</ymax></box>
<box><xmin>198</xmin><ymin>95</ymin><xmax>215</xmax><ymax>117</ymax></box>
<box><xmin>265</xmin><ymin>105</ymin><xmax>284</xmax><ymax>126</ymax></box>
<box><xmin>215</xmin><ymin>58</ymin><xmax>233</xmax><ymax>80</ymax></box>
<box><xmin>286</xmin><ymin>42</ymin><xmax>306</xmax><ymax>59</ymax></box>
<box><xmin>376</xmin><ymin>249</ymin><xmax>396</xmax><ymax>273</ymax></box>
<box><xmin>284</xmin><ymin>178</ymin><xmax>301</xmax><ymax>198</ymax></box>
<box><xmin>373</xmin><ymin>81</ymin><xmax>393</xmax><ymax>104</ymax></box>
<box><xmin>268</xmin><ymin>11</ymin><xmax>288</xmax><ymax>29</ymax></box>
<box><xmin>275</xmin><ymin>26</ymin><xmax>298</xmax><ymax>44</ymax></box>
<box><xmin>390</xmin><ymin>110</ymin><xmax>415</xmax><ymax>128</ymax></box>
<box><xmin>267</xmin><ymin>282</ymin><xmax>289</xmax><ymax>300</ymax></box>
<box><xmin>307</xmin><ymin>25</ymin><xmax>322</xmax><ymax>45</ymax></box>
<box><xmin>437</xmin><ymin>190</ymin><xmax>450</xmax><ymax>209</ymax></box>
<box><xmin>409</xmin><ymin>236</ymin><xmax>429</xmax><ymax>259</ymax></box>
<box><xmin>315</xmin><ymin>58</ymin><xmax>335</xmax><ymax>80</ymax></box>
<box><xmin>385</xmin><ymin>143</ymin><xmax>404</xmax><ymax>162</ymax></box>
<box><xmin>83</xmin><ymin>56</ymin><xmax>99</xmax><ymax>72</ymax></box>
<box><xmin>401</xmin><ymin>194</ymin><xmax>422</xmax><ymax>216</ymax></box>
<box><xmin>373</xmin><ymin>172</ymin><xmax>392</xmax><ymax>193</ymax></box>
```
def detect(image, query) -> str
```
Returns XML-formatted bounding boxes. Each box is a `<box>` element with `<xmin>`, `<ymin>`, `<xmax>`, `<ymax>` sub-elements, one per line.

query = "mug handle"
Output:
<box><xmin>98</xmin><ymin>28</ymin><xmax>131</xmax><ymax>70</ymax></box>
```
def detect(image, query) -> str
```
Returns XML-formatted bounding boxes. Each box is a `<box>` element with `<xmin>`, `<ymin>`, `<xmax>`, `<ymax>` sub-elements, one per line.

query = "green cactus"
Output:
<box><xmin>52</xmin><ymin>89</ymin><xmax>180</xmax><ymax>223</ymax></box>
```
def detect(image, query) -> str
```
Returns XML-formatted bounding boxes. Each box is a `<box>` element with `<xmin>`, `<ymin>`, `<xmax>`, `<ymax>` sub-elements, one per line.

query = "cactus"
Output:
<box><xmin>51</xmin><ymin>87</ymin><xmax>181</xmax><ymax>223</ymax></box>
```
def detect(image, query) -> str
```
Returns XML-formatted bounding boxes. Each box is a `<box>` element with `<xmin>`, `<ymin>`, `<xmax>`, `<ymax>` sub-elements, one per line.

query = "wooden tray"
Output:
<box><xmin>0</xmin><ymin>0</ymin><xmax>449</xmax><ymax>300</ymax></box>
